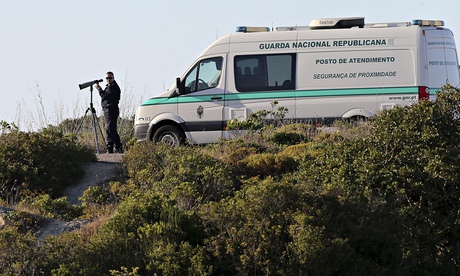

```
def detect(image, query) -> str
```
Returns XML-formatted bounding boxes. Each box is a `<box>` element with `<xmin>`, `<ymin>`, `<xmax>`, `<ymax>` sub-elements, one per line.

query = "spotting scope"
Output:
<box><xmin>79</xmin><ymin>79</ymin><xmax>103</xmax><ymax>90</ymax></box>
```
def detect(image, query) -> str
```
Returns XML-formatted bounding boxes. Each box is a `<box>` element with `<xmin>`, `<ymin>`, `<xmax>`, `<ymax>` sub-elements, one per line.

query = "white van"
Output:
<box><xmin>134</xmin><ymin>17</ymin><xmax>460</xmax><ymax>145</ymax></box>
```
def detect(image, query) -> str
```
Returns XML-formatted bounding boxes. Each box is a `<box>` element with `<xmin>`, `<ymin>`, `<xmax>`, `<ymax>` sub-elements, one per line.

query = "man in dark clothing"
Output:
<box><xmin>95</xmin><ymin>71</ymin><xmax>123</xmax><ymax>154</ymax></box>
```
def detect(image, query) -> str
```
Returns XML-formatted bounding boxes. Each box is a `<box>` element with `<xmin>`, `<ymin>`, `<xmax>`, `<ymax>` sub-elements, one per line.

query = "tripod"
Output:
<box><xmin>74</xmin><ymin>85</ymin><xmax>106</xmax><ymax>154</ymax></box>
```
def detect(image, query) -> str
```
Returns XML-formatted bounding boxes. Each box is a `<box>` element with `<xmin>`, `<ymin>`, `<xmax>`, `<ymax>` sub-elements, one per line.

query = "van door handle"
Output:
<box><xmin>211</xmin><ymin>96</ymin><xmax>222</xmax><ymax>100</ymax></box>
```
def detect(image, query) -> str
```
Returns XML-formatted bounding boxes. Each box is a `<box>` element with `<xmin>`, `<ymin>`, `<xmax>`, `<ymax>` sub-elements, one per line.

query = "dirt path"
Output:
<box><xmin>64</xmin><ymin>158</ymin><xmax>123</xmax><ymax>205</ymax></box>
<box><xmin>37</xmin><ymin>154</ymin><xmax>124</xmax><ymax>239</ymax></box>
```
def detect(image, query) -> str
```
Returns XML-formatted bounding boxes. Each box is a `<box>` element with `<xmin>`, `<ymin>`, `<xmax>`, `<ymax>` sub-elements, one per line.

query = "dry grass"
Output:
<box><xmin>10</xmin><ymin>74</ymin><xmax>145</xmax><ymax>136</ymax></box>
<box><xmin>77</xmin><ymin>204</ymin><xmax>117</xmax><ymax>242</ymax></box>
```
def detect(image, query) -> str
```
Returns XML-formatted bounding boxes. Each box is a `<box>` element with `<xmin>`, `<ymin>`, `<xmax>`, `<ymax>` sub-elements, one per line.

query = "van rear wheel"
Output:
<box><xmin>346</xmin><ymin>115</ymin><xmax>368</xmax><ymax>125</ymax></box>
<box><xmin>153</xmin><ymin>125</ymin><xmax>185</xmax><ymax>146</ymax></box>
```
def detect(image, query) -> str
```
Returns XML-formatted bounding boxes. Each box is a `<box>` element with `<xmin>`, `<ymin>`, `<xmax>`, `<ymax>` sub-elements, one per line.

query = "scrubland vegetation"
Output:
<box><xmin>1</xmin><ymin>85</ymin><xmax>460</xmax><ymax>275</ymax></box>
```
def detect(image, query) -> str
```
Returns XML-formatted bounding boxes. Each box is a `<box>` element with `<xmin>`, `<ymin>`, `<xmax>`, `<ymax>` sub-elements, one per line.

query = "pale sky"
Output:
<box><xmin>1</xmin><ymin>0</ymin><xmax>459</xmax><ymax>130</ymax></box>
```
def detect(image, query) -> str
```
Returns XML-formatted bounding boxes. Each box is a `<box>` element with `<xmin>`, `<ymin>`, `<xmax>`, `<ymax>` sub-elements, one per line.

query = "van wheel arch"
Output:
<box><xmin>342</xmin><ymin>108</ymin><xmax>373</xmax><ymax>121</ymax></box>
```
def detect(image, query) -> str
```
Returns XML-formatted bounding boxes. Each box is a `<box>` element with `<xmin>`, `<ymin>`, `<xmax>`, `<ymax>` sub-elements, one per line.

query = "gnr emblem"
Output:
<box><xmin>197</xmin><ymin>106</ymin><xmax>204</xmax><ymax>118</ymax></box>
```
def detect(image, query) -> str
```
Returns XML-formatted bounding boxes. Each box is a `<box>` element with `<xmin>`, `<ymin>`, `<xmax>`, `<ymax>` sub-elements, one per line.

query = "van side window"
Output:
<box><xmin>234</xmin><ymin>54</ymin><xmax>295</xmax><ymax>92</ymax></box>
<box><xmin>184</xmin><ymin>57</ymin><xmax>223</xmax><ymax>93</ymax></box>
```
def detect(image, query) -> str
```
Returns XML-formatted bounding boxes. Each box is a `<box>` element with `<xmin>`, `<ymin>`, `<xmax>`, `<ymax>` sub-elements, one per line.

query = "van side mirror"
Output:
<box><xmin>176</xmin><ymin>77</ymin><xmax>183</xmax><ymax>94</ymax></box>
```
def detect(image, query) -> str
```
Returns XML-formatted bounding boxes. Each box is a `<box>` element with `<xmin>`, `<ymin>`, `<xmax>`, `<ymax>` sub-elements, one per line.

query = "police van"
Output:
<box><xmin>134</xmin><ymin>17</ymin><xmax>460</xmax><ymax>145</ymax></box>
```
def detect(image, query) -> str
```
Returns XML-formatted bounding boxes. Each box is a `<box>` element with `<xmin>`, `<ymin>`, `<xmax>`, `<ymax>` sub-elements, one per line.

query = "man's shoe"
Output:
<box><xmin>107</xmin><ymin>148</ymin><xmax>114</xmax><ymax>154</ymax></box>
<box><xmin>115</xmin><ymin>146</ymin><xmax>123</xmax><ymax>154</ymax></box>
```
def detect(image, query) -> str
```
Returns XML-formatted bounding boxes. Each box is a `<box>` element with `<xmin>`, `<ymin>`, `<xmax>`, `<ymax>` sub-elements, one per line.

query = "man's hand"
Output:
<box><xmin>95</xmin><ymin>83</ymin><xmax>102</xmax><ymax>91</ymax></box>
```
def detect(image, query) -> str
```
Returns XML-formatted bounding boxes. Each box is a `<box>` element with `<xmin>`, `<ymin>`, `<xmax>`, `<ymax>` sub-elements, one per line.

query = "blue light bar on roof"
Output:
<box><xmin>236</xmin><ymin>26</ymin><xmax>270</xmax><ymax>33</ymax></box>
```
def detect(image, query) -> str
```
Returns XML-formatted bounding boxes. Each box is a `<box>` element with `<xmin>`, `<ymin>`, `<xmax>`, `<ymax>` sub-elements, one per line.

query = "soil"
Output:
<box><xmin>64</xmin><ymin>153</ymin><xmax>124</xmax><ymax>205</ymax></box>
<box><xmin>0</xmin><ymin>153</ymin><xmax>124</xmax><ymax>240</ymax></box>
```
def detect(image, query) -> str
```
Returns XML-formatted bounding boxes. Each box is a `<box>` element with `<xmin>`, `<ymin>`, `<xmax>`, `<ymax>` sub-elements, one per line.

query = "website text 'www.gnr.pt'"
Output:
<box><xmin>388</xmin><ymin>95</ymin><xmax>417</xmax><ymax>100</ymax></box>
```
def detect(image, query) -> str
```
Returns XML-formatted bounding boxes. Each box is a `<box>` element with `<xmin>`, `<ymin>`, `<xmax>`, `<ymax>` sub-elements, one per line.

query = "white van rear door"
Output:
<box><xmin>425</xmin><ymin>29</ymin><xmax>460</xmax><ymax>91</ymax></box>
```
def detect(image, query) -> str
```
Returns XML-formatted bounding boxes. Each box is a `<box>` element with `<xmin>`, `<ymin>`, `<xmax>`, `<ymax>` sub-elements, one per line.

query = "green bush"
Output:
<box><xmin>267</xmin><ymin>123</ymin><xmax>317</xmax><ymax>145</ymax></box>
<box><xmin>219</xmin><ymin>144</ymin><xmax>258</xmax><ymax>166</ymax></box>
<box><xmin>293</xmin><ymin>85</ymin><xmax>460</xmax><ymax>273</ymax></box>
<box><xmin>41</xmin><ymin>232</ymin><xmax>88</xmax><ymax>275</ymax></box>
<box><xmin>236</xmin><ymin>152</ymin><xmax>298</xmax><ymax>179</ymax></box>
<box><xmin>123</xmin><ymin>143</ymin><xmax>238</xmax><ymax>210</ymax></box>
<box><xmin>0</xmin><ymin>128</ymin><xmax>95</xmax><ymax>203</ymax></box>
<box><xmin>79</xmin><ymin>185</ymin><xmax>118</xmax><ymax>207</ymax></box>
<box><xmin>200</xmin><ymin>177</ymin><xmax>303</xmax><ymax>275</ymax></box>
<box><xmin>203</xmin><ymin>139</ymin><xmax>260</xmax><ymax>165</ymax></box>
<box><xmin>282</xmin><ymin>142</ymin><xmax>327</xmax><ymax>161</ymax></box>
<box><xmin>80</xmin><ymin>190</ymin><xmax>206</xmax><ymax>275</ymax></box>
<box><xmin>28</xmin><ymin>194</ymin><xmax>83</xmax><ymax>221</ymax></box>
<box><xmin>0</xmin><ymin>226</ymin><xmax>41</xmax><ymax>275</ymax></box>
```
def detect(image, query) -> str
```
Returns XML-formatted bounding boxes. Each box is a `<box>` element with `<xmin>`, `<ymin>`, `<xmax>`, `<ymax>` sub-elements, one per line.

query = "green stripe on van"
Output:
<box><xmin>140</xmin><ymin>86</ymin><xmax>420</xmax><ymax>106</ymax></box>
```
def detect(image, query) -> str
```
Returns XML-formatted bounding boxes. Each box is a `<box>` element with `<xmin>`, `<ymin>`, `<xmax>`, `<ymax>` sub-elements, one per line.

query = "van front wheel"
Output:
<box><xmin>153</xmin><ymin>125</ymin><xmax>185</xmax><ymax>146</ymax></box>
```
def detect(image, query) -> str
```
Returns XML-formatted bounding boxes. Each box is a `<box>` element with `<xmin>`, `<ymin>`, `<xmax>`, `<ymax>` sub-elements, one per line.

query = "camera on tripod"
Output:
<box><xmin>78</xmin><ymin>79</ymin><xmax>103</xmax><ymax>90</ymax></box>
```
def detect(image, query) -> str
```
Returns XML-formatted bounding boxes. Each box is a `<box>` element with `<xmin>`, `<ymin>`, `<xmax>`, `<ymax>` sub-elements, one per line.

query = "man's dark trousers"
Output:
<box><xmin>104</xmin><ymin>106</ymin><xmax>121</xmax><ymax>152</ymax></box>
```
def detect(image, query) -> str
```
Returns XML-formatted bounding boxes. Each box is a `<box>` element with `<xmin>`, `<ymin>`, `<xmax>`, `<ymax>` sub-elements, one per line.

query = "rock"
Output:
<box><xmin>0</xmin><ymin>206</ymin><xmax>15</xmax><ymax>230</ymax></box>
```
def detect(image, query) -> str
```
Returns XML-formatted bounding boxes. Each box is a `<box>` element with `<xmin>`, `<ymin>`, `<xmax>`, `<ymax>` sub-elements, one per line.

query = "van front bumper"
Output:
<box><xmin>133</xmin><ymin>123</ymin><xmax>150</xmax><ymax>142</ymax></box>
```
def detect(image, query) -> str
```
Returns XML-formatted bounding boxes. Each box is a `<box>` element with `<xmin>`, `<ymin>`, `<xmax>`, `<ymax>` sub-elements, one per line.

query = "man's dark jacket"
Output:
<box><xmin>99</xmin><ymin>81</ymin><xmax>121</xmax><ymax>109</ymax></box>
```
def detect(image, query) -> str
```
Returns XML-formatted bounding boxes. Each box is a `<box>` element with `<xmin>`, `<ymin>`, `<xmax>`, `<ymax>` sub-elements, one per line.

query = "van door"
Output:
<box><xmin>425</xmin><ymin>29</ymin><xmax>460</xmax><ymax>95</ymax></box>
<box><xmin>177</xmin><ymin>56</ymin><xmax>225</xmax><ymax>144</ymax></box>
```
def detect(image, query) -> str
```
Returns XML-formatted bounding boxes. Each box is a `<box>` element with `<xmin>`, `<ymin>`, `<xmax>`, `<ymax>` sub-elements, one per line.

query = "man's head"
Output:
<box><xmin>105</xmin><ymin>71</ymin><xmax>115</xmax><ymax>84</ymax></box>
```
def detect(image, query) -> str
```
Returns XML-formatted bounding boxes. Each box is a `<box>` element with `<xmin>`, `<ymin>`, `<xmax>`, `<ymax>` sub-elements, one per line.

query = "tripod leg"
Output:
<box><xmin>95</xmin><ymin>115</ymin><xmax>106</xmax><ymax>149</ymax></box>
<box><xmin>91</xmin><ymin>111</ymin><xmax>101</xmax><ymax>154</ymax></box>
<box><xmin>74</xmin><ymin>108</ymin><xmax>92</xmax><ymax>138</ymax></box>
